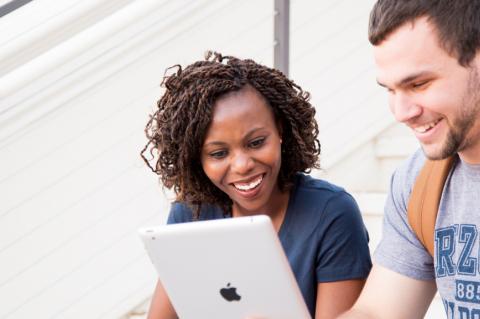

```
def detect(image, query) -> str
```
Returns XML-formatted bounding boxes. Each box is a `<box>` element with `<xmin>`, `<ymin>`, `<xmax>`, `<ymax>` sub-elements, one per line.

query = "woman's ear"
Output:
<box><xmin>276</xmin><ymin>120</ymin><xmax>283</xmax><ymax>141</ymax></box>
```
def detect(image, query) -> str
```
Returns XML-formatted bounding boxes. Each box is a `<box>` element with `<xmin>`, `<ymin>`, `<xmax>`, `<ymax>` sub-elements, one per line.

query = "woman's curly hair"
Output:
<box><xmin>141</xmin><ymin>51</ymin><xmax>320</xmax><ymax>218</ymax></box>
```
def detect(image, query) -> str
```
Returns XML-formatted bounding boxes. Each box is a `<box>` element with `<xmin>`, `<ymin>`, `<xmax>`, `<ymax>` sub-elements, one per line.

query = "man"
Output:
<box><xmin>339</xmin><ymin>1</ymin><xmax>480</xmax><ymax>318</ymax></box>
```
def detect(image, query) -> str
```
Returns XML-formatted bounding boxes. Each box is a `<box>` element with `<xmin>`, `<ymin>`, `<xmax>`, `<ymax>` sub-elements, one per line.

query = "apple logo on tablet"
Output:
<box><xmin>220</xmin><ymin>283</ymin><xmax>241</xmax><ymax>301</ymax></box>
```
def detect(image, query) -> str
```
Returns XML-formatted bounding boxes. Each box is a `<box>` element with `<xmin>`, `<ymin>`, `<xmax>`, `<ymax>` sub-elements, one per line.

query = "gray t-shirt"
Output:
<box><xmin>375</xmin><ymin>149</ymin><xmax>480</xmax><ymax>319</ymax></box>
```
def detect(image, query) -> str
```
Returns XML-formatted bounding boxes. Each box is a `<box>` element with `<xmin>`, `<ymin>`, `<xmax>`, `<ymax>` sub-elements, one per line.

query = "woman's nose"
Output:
<box><xmin>231</xmin><ymin>151</ymin><xmax>255</xmax><ymax>174</ymax></box>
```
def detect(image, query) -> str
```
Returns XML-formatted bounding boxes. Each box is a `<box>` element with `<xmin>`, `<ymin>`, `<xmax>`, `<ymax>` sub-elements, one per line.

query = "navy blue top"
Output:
<box><xmin>167</xmin><ymin>173</ymin><xmax>372</xmax><ymax>316</ymax></box>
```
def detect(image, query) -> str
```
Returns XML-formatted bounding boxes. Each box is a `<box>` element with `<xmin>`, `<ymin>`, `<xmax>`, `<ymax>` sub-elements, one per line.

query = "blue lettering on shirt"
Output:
<box><xmin>456</xmin><ymin>280</ymin><xmax>480</xmax><ymax>304</ymax></box>
<box><xmin>458</xmin><ymin>225</ymin><xmax>477</xmax><ymax>276</ymax></box>
<box><xmin>436</xmin><ymin>226</ymin><xmax>457</xmax><ymax>277</ymax></box>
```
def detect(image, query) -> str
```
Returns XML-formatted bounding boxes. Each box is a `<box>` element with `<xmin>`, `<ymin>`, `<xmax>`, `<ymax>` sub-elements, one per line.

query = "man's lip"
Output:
<box><xmin>411</xmin><ymin>118</ymin><xmax>442</xmax><ymax>133</ymax></box>
<box><xmin>412</xmin><ymin>118</ymin><xmax>444</xmax><ymax>142</ymax></box>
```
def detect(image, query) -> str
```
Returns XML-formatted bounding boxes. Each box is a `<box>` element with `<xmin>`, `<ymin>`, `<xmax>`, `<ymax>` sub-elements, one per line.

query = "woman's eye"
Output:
<box><xmin>249</xmin><ymin>137</ymin><xmax>265</xmax><ymax>148</ymax></box>
<box><xmin>209</xmin><ymin>150</ymin><xmax>227</xmax><ymax>159</ymax></box>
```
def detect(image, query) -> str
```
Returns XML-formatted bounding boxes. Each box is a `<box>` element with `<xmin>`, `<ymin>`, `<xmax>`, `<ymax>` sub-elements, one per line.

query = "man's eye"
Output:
<box><xmin>210</xmin><ymin>150</ymin><xmax>227</xmax><ymax>158</ymax></box>
<box><xmin>249</xmin><ymin>137</ymin><xmax>265</xmax><ymax>148</ymax></box>
<box><xmin>412</xmin><ymin>81</ymin><xmax>428</xmax><ymax>89</ymax></box>
<box><xmin>383</xmin><ymin>86</ymin><xmax>394</xmax><ymax>94</ymax></box>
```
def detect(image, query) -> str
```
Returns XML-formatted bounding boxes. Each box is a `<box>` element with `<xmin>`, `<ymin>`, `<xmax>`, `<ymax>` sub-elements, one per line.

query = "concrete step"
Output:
<box><xmin>426</xmin><ymin>295</ymin><xmax>446</xmax><ymax>318</ymax></box>
<box><xmin>351</xmin><ymin>192</ymin><xmax>386</xmax><ymax>253</ymax></box>
<box><xmin>374</xmin><ymin>135</ymin><xmax>419</xmax><ymax>159</ymax></box>
<box><xmin>120</xmin><ymin>298</ymin><xmax>149</xmax><ymax>318</ymax></box>
<box><xmin>351</xmin><ymin>192</ymin><xmax>386</xmax><ymax>216</ymax></box>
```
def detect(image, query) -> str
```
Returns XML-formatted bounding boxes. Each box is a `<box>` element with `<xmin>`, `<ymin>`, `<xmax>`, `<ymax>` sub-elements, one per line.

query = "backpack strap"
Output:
<box><xmin>407</xmin><ymin>156</ymin><xmax>456</xmax><ymax>256</ymax></box>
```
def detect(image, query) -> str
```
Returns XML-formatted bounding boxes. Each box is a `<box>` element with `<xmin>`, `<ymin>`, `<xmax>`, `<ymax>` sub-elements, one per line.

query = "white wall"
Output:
<box><xmin>0</xmin><ymin>0</ymin><xmax>443</xmax><ymax>318</ymax></box>
<box><xmin>1</xmin><ymin>1</ymin><xmax>273</xmax><ymax>318</ymax></box>
<box><xmin>290</xmin><ymin>0</ymin><xmax>393</xmax><ymax>170</ymax></box>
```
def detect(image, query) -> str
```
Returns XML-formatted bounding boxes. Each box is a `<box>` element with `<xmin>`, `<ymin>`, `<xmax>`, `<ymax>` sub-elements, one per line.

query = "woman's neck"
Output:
<box><xmin>231</xmin><ymin>188</ymin><xmax>290</xmax><ymax>232</ymax></box>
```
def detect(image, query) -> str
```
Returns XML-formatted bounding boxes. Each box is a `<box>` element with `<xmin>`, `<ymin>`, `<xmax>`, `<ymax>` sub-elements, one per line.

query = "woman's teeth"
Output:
<box><xmin>233</xmin><ymin>175</ymin><xmax>263</xmax><ymax>191</ymax></box>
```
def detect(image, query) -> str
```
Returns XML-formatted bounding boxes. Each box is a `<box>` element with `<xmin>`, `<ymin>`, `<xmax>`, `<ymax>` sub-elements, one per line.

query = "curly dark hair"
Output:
<box><xmin>141</xmin><ymin>51</ymin><xmax>320</xmax><ymax>218</ymax></box>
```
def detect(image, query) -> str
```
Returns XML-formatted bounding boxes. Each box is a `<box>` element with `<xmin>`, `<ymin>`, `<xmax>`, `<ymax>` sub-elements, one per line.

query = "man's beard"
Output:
<box><xmin>425</xmin><ymin>67</ymin><xmax>480</xmax><ymax>160</ymax></box>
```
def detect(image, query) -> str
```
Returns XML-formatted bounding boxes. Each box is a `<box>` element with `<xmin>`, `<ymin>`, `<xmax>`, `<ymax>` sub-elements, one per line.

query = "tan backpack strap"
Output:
<box><xmin>407</xmin><ymin>156</ymin><xmax>455</xmax><ymax>256</ymax></box>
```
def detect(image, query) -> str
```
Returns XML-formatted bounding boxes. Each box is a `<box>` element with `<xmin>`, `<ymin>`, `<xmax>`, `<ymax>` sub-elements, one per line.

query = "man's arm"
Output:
<box><xmin>315</xmin><ymin>279</ymin><xmax>366</xmax><ymax>319</ymax></box>
<box><xmin>338</xmin><ymin>264</ymin><xmax>437</xmax><ymax>319</ymax></box>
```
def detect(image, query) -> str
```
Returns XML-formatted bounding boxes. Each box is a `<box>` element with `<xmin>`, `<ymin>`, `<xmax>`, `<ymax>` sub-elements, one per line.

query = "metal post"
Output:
<box><xmin>0</xmin><ymin>0</ymin><xmax>33</xmax><ymax>18</ymax></box>
<box><xmin>274</xmin><ymin>0</ymin><xmax>289</xmax><ymax>77</ymax></box>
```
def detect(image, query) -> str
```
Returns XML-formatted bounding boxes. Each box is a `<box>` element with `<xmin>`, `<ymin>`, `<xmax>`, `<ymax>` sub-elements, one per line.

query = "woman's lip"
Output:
<box><xmin>230</xmin><ymin>173</ymin><xmax>264</xmax><ymax>185</ymax></box>
<box><xmin>231</xmin><ymin>174</ymin><xmax>265</xmax><ymax>199</ymax></box>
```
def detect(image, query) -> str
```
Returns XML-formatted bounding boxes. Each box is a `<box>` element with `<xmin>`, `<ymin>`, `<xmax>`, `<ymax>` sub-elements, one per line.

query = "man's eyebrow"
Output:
<box><xmin>377</xmin><ymin>71</ymin><xmax>435</xmax><ymax>89</ymax></box>
<box><xmin>376</xmin><ymin>80</ymin><xmax>387</xmax><ymax>88</ymax></box>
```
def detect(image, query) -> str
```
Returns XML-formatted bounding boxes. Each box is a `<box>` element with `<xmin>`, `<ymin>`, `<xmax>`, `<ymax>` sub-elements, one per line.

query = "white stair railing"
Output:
<box><xmin>0</xmin><ymin>0</ymin><xmax>227</xmax><ymax>147</ymax></box>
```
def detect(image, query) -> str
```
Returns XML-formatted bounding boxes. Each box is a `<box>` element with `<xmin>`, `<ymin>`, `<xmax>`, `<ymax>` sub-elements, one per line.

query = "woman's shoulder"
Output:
<box><xmin>168</xmin><ymin>202</ymin><xmax>225</xmax><ymax>224</ymax></box>
<box><xmin>168</xmin><ymin>202</ymin><xmax>193</xmax><ymax>223</ymax></box>
<box><xmin>286</xmin><ymin>174</ymin><xmax>366</xmax><ymax>245</ymax></box>
<box><xmin>294</xmin><ymin>173</ymin><xmax>349</xmax><ymax>197</ymax></box>
<box><xmin>291</xmin><ymin>173</ymin><xmax>359</xmax><ymax>217</ymax></box>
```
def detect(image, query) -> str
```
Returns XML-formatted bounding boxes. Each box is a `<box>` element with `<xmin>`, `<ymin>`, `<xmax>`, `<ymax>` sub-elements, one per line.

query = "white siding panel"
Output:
<box><xmin>158</xmin><ymin>0</ymin><xmax>274</xmax><ymax>65</ymax></box>
<box><xmin>3</xmin><ymin>1</ymin><xmax>444</xmax><ymax>318</ymax></box>
<box><xmin>1</xmin><ymin>1</ymin><xmax>273</xmax><ymax>318</ymax></box>
<box><xmin>0</xmin><ymin>181</ymin><xmax>168</xmax><ymax>316</ymax></box>
<box><xmin>0</xmin><ymin>0</ymin><xmax>135</xmax><ymax>75</ymax></box>
<box><xmin>55</xmin><ymin>258</ymin><xmax>157</xmax><ymax>319</ymax></box>
<box><xmin>290</xmin><ymin>0</ymin><xmax>392</xmax><ymax>169</ymax></box>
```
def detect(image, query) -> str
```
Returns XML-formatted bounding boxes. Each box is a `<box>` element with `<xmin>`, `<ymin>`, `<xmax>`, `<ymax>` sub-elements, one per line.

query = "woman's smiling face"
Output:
<box><xmin>200</xmin><ymin>85</ymin><xmax>283</xmax><ymax>216</ymax></box>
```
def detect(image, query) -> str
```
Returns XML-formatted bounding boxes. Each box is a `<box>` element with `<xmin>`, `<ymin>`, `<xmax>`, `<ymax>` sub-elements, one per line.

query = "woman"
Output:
<box><xmin>141</xmin><ymin>52</ymin><xmax>372</xmax><ymax>319</ymax></box>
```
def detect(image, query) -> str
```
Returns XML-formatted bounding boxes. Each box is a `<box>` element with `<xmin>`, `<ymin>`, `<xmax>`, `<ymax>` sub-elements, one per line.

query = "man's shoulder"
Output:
<box><xmin>391</xmin><ymin>149</ymin><xmax>427</xmax><ymax>194</ymax></box>
<box><xmin>373</xmin><ymin>149</ymin><xmax>437</xmax><ymax>281</ymax></box>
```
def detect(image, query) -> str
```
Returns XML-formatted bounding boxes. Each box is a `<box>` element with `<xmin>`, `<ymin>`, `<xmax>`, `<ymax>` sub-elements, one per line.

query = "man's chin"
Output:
<box><xmin>421</xmin><ymin>144</ymin><xmax>455</xmax><ymax>161</ymax></box>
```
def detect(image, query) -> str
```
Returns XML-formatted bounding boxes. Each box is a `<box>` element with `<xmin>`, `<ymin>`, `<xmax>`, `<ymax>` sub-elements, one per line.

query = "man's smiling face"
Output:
<box><xmin>374</xmin><ymin>17</ymin><xmax>480</xmax><ymax>163</ymax></box>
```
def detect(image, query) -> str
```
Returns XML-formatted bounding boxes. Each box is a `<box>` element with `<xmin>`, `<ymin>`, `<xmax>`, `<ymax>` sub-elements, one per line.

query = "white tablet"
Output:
<box><xmin>139</xmin><ymin>215</ymin><xmax>311</xmax><ymax>319</ymax></box>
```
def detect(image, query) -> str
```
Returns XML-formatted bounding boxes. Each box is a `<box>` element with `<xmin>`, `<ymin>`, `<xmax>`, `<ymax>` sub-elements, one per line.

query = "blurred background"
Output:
<box><xmin>0</xmin><ymin>0</ymin><xmax>442</xmax><ymax>318</ymax></box>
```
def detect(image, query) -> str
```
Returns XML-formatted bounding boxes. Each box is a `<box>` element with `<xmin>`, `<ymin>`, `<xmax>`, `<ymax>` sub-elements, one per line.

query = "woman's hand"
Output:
<box><xmin>147</xmin><ymin>280</ymin><xmax>177</xmax><ymax>319</ymax></box>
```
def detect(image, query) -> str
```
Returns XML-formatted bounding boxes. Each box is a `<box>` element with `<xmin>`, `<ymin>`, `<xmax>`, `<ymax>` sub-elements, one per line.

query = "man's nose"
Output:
<box><xmin>390</xmin><ymin>92</ymin><xmax>422</xmax><ymax>123</ymax></box>
<box><xmin>231</xmin><ymin>151</ymin><xmax>255</xmax><ymax>174</ymax></box>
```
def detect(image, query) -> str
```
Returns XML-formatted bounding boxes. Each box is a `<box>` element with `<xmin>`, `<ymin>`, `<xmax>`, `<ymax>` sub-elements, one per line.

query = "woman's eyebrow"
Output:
<box><xmin>203</xmin><ymin>140</ymin><xmax>226</xmax><ymax>147</ymax></box>
<box><xmin>244</xmin><ymin>127</ymin><xmax>266</xmax><ymax>138</ymax></box>
<box><xmin>203</xmin><ymin>127</ymin><xmax>268</xmax><ymax>147</ymax></box>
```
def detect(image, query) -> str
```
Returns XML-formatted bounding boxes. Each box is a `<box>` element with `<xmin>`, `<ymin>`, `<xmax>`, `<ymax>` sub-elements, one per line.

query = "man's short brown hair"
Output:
<box><xmin>369</xmin><ymin>0</ymin><xmax>480</xmax><ymax>66</ymax></box>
